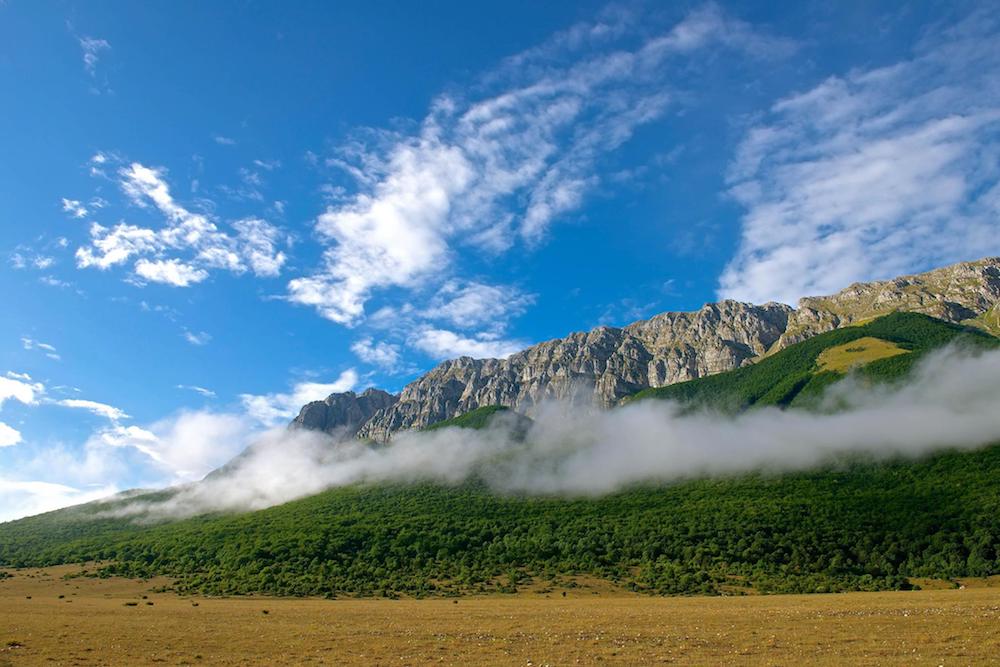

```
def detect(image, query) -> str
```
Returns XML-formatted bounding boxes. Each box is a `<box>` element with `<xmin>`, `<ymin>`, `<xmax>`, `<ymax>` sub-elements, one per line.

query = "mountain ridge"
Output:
<box><xmin>3</xmin><ymin>311</ymin><xmax>999</xmax><ymax>597</ymax></box>
<box><xmin>295</xmin><ymin>257</ymin><xmax>1000</xmax><ymax>441</ymax></box>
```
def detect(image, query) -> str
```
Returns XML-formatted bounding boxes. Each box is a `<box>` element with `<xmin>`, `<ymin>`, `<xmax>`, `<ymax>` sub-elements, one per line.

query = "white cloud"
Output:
<box><xmin>134</xmin><ymin>258</ymin><xmax>209</xmax><ymax>287</ymax></box>
<box><xmin>76</xmin><ymin>222</ymin><xmax>158</xmax><ymax>269</ymax></box>
<box><xmin>347</xmin><ymin>281</ymin><xmax>532</xmax><ymax>369</ymax></box>
<box><xmin>233</xmin><ymin>218</ymin><xmax>287</xmax><ymax>277</ymax></box>
<box><xmin>642</xmin><ymin>3</ymin><xmax>797</xmax><ymax>59</ymax></box>
<box><xmin>289</xmin><ymin>5</ymin><xmax>789</xmax><ymax>326</ymax></box>
<box><xmin>61</xmin><ymin>198</ymin><xmax>88</xmax><ymax>218</ymax></box>
<box><xmin>220</xmin><ymin>167</ymin><xmax>268</xmax><ymax>202</ymax></box>
<box><xmin>93</xmin><ymin>412</ymin><xmax>249</xmax><ymax>482</ymax></box>
<box><xmin>1</xmin><ymin>406</ymin><xmax>253</xmax><ymax>520</ymax></box>
<box><xmin>78</xmin><ymin>36</ymin><xmax>110</xmax><ymax>76</ymax></box>
<box><xmin>287</xmin><ymin>140</ymin><xmax>468</xmax><ymax>324</ymax></box>
<box><xmin>0</xmin><ymin>421</ymin><xmax>21</xmax><ymax>448</ymax></box>
<box><xmin>0</xmin><ymin>404</ymin><xmax>251</xmax><ymax>520</ymax></box>
<box><xmin>239</xmin><ymin>369</ymin><xmax>359</xmax><ymax>427</ymax></box>
<box><xmin>253</xmin><ymin>159</ymin><xmax>281</xmax><ymax>171</ymax></box>
<box><xmin>107</xmin><ymin>345</ymin><xmax>1000</xmax><ymax>522</ymax></box>
<box><xmin>56</xmin><ymin>398</ymin><xmax>129</xmax><ymax>421</ymax></box>
<box><xmin>182</xmin><ymin>330</ymin><xmax>212</xmax><ymax>346</ymax></box>
<box><xmin>176</xmin><ymin>384</ymin><xmax>216</xmax><ymax>398</ymax></box>
<box><xmin>213</xmin><ymin>135</ymin><xmax>237</xmax><ymax>146</ymax></box>
<box><xmin>21</xmin><ymin>337</ymin><xmax>60</xmax><ymax>361</ymax></box>
<box><xmin>410</xmin><ymin>327</ymin><xmax>525</xmax><ymax>360</ymax></box>
<box><xmin>10</xmin><ymin>249</ymin><xmax>57</xmax><ymax>273</ymax></box>
<box><xmin>0</xmin><ymin>373</ymin><xmax>44</xmax><ymax>408</ymax></box>
<box><xmin>719</xmin><ymin>9</ymin><xmax>1000</xmax><ymax>304</ymax></box>
<box><xmin>0</xmin><ymin>479</ymin><xmax>119</xmax><ymax>523</ymax></box>
<box><xmin>88</xmin><ymin>152</ymin><xmax>111</xmax><ymax>177</ymax></box>
<box><xmin>421</xmin><ymin>280</ymin><xmax>534</xmax><ymax>330</ymax></box>
<box><xmin>76</xmin><ymin>162</ymin><xmax>288</xmax><ymax>286</ymax></box>
<box><xmin>39</xmin><ymin>276</ymin><xmax>72</xmax><ymax>288</ymax></box>
<box><xmin>497</xmin><ymin>6</ymin><xmax>634</xmax><ymax>70</ymax></box>
<box><xmin>350</xmin><ymin>338</ymin><xmax>402</xmax><ymax>371</ymax></box>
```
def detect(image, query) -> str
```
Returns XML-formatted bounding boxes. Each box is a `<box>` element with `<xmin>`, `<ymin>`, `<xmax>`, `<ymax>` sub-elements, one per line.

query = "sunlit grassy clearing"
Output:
<box><xmin>816</xmin><ymin>337</ymin><xmax>909</xmax><ymax>373</ymax></box>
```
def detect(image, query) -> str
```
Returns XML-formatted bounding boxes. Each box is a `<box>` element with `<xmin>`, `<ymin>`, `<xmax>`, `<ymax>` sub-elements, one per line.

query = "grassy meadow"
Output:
<box><xmin>2</xmin><ymin>565</ymin><xmax>1000</xmax><ymax>665</ymax></box>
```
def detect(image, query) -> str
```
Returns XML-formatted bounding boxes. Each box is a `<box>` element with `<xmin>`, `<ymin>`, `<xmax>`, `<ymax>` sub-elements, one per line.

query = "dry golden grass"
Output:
<box><xmin>816</xmin><ymin>336</ymin><xmax>909</xmax><ymax>373</ymax></box>
<box><xmin>3</xmin><ymin>566</ymin><xmax>1000</xmax><ymax>665</ymax></box>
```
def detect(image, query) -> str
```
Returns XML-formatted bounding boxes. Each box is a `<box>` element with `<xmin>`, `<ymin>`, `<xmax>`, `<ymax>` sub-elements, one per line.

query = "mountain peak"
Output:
<box><xmin>314</xmin><ymin>257</ymin><xmax>1000</xmax><ymax>442</ymax></box>
<box><xmin>291</xmin><ymin>388</ymin><xmax>399</xmax><ymax>436</ymax></box>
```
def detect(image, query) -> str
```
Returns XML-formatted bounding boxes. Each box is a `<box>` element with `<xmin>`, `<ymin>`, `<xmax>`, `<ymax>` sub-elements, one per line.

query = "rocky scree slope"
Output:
<box><xmin>293</xmin><ymin>257</ymin><xmax>1000</xmax><ymax>441</ymax></box>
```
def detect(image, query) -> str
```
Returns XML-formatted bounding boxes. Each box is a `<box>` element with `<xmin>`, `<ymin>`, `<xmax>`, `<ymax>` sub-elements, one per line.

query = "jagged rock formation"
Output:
<box><xmin>291</xmin><ymin>388</ymin><xmax>398</xmax><ymax>437</ymax></box>
<box><xmin>354</xmin><ymin>300</ymin><xmax>794</xmax><ymax>441</ymax></box>
<box><xmin>302</xmin><ymin>257</ymin><xmax>1000</xmax><ymax>442</ymax></box>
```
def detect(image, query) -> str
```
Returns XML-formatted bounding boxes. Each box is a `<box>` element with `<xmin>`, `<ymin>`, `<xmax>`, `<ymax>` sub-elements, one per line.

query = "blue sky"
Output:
<box><xmin>2</xmin><ymin>0</ymin><xmax>999</xmax><ymax>520</ymax></box>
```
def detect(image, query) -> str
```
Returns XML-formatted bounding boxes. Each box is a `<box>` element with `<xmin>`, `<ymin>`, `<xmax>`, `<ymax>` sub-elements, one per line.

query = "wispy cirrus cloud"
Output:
<box><xmin>53</xmin><ymin>5</ymin><xmax>796</xmax><ymax>377</ymax></box>
<box><xmin>61</xmin><ymin>198</ymin><xmax>88</xmax><ymax>218</ymax></box>
<box><xmin>289</xmin><ymin>4</ymin><xmax>794</xmax><ymax>329</ymax></box>
<box><xmin>56</xmin><ymin>398</ymin><xmax>129</xmax><ymax>421</ymax></box>
<box><xmin>176</xmin><ymin>384</ymin><xmax>216</xmax><ymax>398</ymax></box>
<box><xmin>182</xmin><ymin>330</ymin><xmax>212</xmax><ymax>346</ymax></box>
<box><xmin>719</xmin><ymin>8</ymin><xmax>1000</xmax><ymax>305</ymax></box>
<box><xmin>21</xmin><ymin>337</ymin><xmax>61</xmax><ymax>361</ymax></box>
<box><xmin>78</xmin><ymin>36</ymin><xmax>110</xmax><ymax>77</ymax></box>
<box><xmin>9</xmin><ymin>248</ymin><xmax>57</xmax><ymax>272</ymax></box>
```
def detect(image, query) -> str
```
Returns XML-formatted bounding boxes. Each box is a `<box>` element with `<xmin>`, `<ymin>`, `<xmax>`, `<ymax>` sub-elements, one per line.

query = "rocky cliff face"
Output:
<box><xmin>353</xmin><ymin>300</ymin><xmax>795</xmax><ymax>441</ymax></box>
<box><xmin>291</xmin><ymin>388</ymin><xmax>398</xmax><ymax>437</ymax></box>
<box><xmin>306</xmin><ymin>257</ymin><xmax>1000</xmax><ymax>442</ymax></box>
<box><xmin>776</xmin><ymin>257</ymin><xmax>1000</xmax><ymax>348</ymax></box>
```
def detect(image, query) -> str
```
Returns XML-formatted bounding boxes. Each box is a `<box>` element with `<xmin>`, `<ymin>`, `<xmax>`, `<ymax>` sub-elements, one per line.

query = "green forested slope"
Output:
<box><xmin>1</xmin><ymin>312</ymin><xmax>998</xmax><ymax>597</ymax></box>
<box><xmin>423</xmin><ymin>405</ymin><xmax>512</xmax><ymax>431</ymax></box>
<box><xmin>3</xmin><ymin>448</ymin><xmax>1000</xmax><ymax>597</ymax></box>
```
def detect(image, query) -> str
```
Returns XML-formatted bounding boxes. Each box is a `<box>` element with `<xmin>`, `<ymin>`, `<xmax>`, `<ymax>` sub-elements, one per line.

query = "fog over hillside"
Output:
<box><xmin>107</xmin><ymin>344</ymin><xmax>1000</xmax><ymax>521</ymax></box>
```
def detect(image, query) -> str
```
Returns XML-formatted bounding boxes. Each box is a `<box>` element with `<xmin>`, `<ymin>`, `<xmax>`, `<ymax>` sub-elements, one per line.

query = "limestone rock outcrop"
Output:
<box><xmin>295</xmin><ymin>257</ymin><xmax>1000</xmax><ymax>442</ymax></box>
<box><xmin>291</xmin><ymin>388</ymin><xmax>398</xmax><ymax>437</ymax></box>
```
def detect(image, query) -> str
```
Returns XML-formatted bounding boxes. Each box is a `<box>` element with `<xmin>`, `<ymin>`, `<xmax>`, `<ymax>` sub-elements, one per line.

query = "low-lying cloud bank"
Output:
<box><xmin>112</xmin><ymin>345</ymin><xmax>1000</xmax><ymax>521</ymax></box>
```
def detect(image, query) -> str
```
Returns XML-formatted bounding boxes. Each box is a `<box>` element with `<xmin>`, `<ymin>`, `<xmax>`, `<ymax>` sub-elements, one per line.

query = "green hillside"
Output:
<box><xmin>628</xmin><ymin>312</ymin><xmax>997</xmax><ymax>409</ymax></box>
<box><xmin>1</xmin><ymin>312</ymin><xmax>998</xmax><ymax>598</ymax></box>
<box><xmin>423</xmin><ymin>404</ymin><xmax>533</xmax><ymax>440</ymax></box>
<box><xmin>3</xmin><ymin>448</ymin><xmax>1000</xmax><ymax>597</ymax></box>
<box><xmin>423</xmin><ymin>405</ymin><xmax>511</xmax><ymax>431</ymax></box>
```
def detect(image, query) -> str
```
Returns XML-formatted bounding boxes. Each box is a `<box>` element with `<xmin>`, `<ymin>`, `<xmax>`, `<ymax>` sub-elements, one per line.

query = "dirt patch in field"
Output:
<box><xmin>3</xmin><ymin>566</ymin><xmax>1000</xmax><ymax>665</ymax></box>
